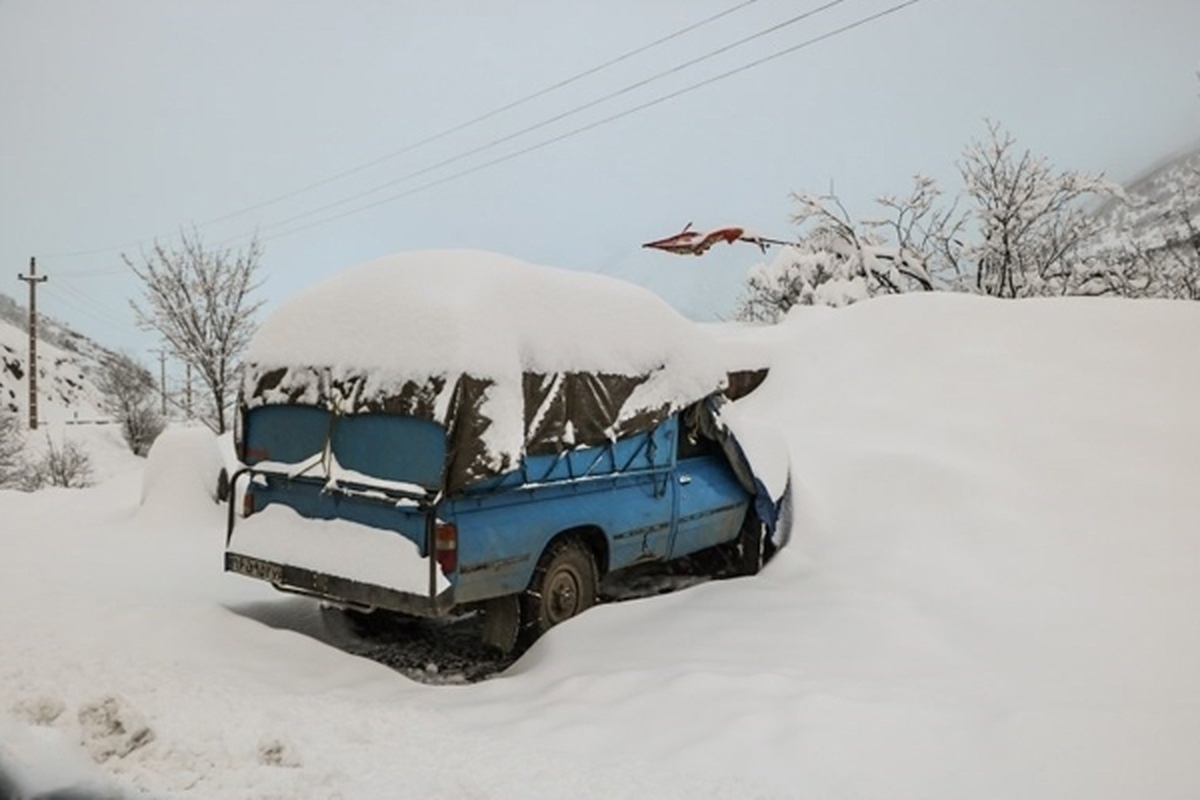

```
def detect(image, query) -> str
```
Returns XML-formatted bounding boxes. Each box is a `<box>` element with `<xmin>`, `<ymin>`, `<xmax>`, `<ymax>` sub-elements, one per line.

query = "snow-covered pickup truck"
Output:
<box><xmin>224</xmin><ymin>250</ymin><xmax>788</xmax><ymax>652</ymax></box>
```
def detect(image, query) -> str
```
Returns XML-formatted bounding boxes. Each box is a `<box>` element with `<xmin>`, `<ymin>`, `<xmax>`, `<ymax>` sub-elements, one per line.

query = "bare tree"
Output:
<box><xmin>960</xmin><ymin>120</ymin><xmax>1118</xmax><ymax>298</ymax></box>
<box><xmin>98</xmin><ymin>353</ymin><xmax>164</xmax><ymax>456</ymax></box>
<box><xmin>125</xmin><ymin>230</ymin><xmax>263</xmax><ymax>433</ymax></box>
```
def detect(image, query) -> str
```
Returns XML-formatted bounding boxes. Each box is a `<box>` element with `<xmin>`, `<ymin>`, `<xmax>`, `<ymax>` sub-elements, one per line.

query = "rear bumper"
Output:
<box><xmin>225</xmin><ymin>551</ymin><xmax>456</xmax><ymax>618</ymax></box>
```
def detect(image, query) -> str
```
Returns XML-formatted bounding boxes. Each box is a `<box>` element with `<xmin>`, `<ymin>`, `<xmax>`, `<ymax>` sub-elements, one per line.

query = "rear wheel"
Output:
<box><xmin>736</xmin><ymin>509</ymin><xmax>769</xmax><ymax>576</ymax></box>
<box><xmin>522</xmin><ymin>538</ymin><xmax>598</xmax><ymax>644</ymax></box>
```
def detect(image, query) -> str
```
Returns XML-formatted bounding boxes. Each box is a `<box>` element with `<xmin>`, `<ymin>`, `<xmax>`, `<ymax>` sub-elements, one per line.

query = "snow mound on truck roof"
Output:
<box><xmin>248</xmin><ymin>249</ymin><xmax>720</xmax><ymax>382</ymax></box>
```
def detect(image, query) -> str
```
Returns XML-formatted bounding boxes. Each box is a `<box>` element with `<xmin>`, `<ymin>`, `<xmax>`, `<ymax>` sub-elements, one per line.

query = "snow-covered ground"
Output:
<box><xmin>3</xmin><ymin>292</ymin><xmax>1199</xmax><ymax>798</ymax></box>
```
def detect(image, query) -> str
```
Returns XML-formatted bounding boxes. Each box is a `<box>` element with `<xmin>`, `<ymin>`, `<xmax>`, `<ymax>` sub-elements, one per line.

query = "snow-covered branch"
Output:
<box><xmin>125</xmin><ymin>230</ymin><xmax>264</xmax><ymax>433</ymax></box>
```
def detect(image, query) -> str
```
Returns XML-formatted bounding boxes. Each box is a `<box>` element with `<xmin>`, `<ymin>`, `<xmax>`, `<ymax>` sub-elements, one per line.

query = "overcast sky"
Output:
<box><xmin>2</xmin><ymin>0</ymin><xmax>1198</xmax><ymax>363</ymax></box>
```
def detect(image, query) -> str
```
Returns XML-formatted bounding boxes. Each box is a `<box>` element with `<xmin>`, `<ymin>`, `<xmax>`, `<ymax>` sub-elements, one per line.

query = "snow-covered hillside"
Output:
<box><xmin>1094</xmin><ymin>145</ymin><xmax>1200</xmax><ymax>254</ymax></box>
<box><xmin>0</xmin><ymin>294</ymin><xmax>113</xmax><ymax>423</ymax></box>
<box><xmin>2</xmin><ymin>292</ymin><xmax>1198</xmax><ymax>798</ymax></box>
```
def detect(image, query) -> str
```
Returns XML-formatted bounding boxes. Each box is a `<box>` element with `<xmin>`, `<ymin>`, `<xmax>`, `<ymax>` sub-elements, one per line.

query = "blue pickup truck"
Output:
<box><xmin>223</xmin><ymin>250</ymin><xmax>788</xmax><ymax>652</ymax></box>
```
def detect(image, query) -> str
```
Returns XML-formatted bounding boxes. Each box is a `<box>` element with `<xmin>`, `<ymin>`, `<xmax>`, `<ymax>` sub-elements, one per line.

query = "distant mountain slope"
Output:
<box><xmin>0</xmin><ymin>292</ymin><xmax>115</xmax><ymax>423</ymax></box>
<box><xmin>1095</xmin><ymin>144</ymin><xmax>1200</xmax><ymax>244</ymax></box>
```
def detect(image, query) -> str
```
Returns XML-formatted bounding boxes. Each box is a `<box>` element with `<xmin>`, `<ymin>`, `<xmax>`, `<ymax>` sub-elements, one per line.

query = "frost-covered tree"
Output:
<box><xmin>735</xmin><ymin>177</ymin><xmax>953</xmax><ymax>321</ymax></box>
<box><xmin>738</xmin><ymin>122</ymin><xmax>1124</xmax><ymax>320</ymax></box>
<box><xmin>125</xmin><ymin>231</ymin><xmax>263</xmax><ymax>434</ymax></box>
<box><xmin>958</xmin><ymin>120</ymin><xmax>1118</xmax><ymax>298</ymax></box>
<box><xmin>98</xmin><ymin>353</ymin><xmax>164</xmax><ymax>456</ymax></box>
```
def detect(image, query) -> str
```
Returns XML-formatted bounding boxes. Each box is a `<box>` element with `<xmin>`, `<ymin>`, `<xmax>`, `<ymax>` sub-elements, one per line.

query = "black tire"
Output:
<box><xmin>522</xmin><ymin>538</ymin><xmax>598</xmax><ymax>643</ymax></box>
<box><xmin>736</xmin><ymin>509</ymin><xmax>768</xmax><ymax>577</ymax></box>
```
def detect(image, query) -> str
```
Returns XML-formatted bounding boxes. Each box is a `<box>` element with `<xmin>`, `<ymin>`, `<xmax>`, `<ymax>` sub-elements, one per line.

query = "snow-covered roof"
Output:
<box><xmin>247</xmin><ymin>249</ymin><xmax>718</xmax><ymax>382</ymax></box>
<box><xmin>242</xmin><ymin>250</ymin><xmax>728</xmax><ymax>489</ymax></box>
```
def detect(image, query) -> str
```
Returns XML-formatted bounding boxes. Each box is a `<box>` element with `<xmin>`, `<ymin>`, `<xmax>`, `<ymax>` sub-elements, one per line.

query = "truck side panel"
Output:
<box><xmin>670</xmin><ymin>453</ymin><xmax>752</xmax><ymax>558</ymax></box>
<box><xmin>445</xmin><ymin>420</ymin><xmax>678</xmax><ymax>603</ymax></box>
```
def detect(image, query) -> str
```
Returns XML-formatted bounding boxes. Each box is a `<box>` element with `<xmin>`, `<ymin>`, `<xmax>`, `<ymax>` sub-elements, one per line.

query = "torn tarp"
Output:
<box><xmin>683</xmin><ymin>394</ymin><xmax>791</xmax><ymax>546</ymax></box>
<box><xmin>242</xmin><ymin>365</ymin><xmax>689</xmax><ymax>495</ymax></box>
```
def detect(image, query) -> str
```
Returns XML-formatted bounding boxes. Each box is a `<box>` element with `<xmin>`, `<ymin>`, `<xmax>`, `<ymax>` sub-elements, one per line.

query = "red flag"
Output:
<box><xmin>643</xmin><ymin>223</ymin><xmax>746</xmax><ymax>256</ymax></box>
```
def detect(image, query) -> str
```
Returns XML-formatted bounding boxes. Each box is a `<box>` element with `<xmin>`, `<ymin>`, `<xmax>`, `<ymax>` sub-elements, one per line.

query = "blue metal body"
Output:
<box><xmin>234</xmin><ymin>405</ymin><xmax>751</xmax><ymax>612</ymax></box>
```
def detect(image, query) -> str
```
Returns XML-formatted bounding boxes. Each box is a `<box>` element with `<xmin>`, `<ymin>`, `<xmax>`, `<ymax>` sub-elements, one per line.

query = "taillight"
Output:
<box><xmin>242</xmin><ymin>489</ymin><xmax>256</xmax><ymax>518</ymax></box>
<box><xmin>434</xmin><ymin>521</ymin><xmax>458</xmax><ymax>574</ymax></box>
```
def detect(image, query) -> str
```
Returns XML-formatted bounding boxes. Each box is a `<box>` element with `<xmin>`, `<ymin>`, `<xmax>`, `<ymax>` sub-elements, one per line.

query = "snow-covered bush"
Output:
<box><xmin>735</xmin><ymin>179</ymin><xmax>944</xmax><ymax>321</ymax></box>
<box><xmin>22</xmin><ymin>435</ymin><xmax>93</xmax><ymax>490</ymax></box>
<box><xmin>0</xmin><ymin>412</ymin><xmax>23</xmax><ymax>488</ymax></box>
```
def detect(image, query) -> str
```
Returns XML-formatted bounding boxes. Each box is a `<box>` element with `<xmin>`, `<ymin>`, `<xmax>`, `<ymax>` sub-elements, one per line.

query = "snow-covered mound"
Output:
<box><xmin>248</xmin><ymin>249</ymin><xmax>720</xmax><ymax>382</ymax></box>
<box><xmin>139</xmin><ymin>426</ymin><xmax>225</xmax><ymax>519</ymax></box>
<box><xmin>2</xmin><ymin>291</ymin><xmax>1198</xmax><ymax>798</ymax></box>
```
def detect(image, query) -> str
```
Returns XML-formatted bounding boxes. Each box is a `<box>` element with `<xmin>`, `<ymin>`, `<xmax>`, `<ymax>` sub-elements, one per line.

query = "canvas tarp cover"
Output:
<box><xmin>242</xmin><ymin>365</ymin><xmax>676</xmax><ymax>495</ymax></box>
<box><xmin>238</xmin><ymin>249</ymin><xmax>748</xmax><ymax>495</ymax></box>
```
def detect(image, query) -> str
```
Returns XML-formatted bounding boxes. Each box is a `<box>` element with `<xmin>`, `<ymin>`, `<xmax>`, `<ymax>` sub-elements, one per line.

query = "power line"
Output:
<box><xmin>256</xmin><ymin>0</ymin><xmax>926</xmax><ymax>245</ymax></box>
<box><xmin>42</xmin><ymin>282</ymin><xmax>131</xmax><ymax>331</ymax></box>
<box><xmin>40</xmin><ymin>0</ymin><xmax>766</xmax><ymax>261</ymax></box>
<box><xmin>227</xmin><ymin>0</ymin><xmax>852</xmax><ymax>241</ymax></box>
<box><xmin>201</xmin><ymin>0</ymin><xmax>766</xmax><ymax>228</ymax></box>
<box><xmin>54</xmin><ymin>266</ymin><xmax>128</xmax><ymax>279</ymax></box>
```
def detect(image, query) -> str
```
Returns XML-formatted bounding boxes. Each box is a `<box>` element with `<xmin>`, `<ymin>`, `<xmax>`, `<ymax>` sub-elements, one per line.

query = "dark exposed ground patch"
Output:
<box><xmin>329</xmin><ymin>554</ymin><xmax>732</xmax><ymax>684</ymax></box>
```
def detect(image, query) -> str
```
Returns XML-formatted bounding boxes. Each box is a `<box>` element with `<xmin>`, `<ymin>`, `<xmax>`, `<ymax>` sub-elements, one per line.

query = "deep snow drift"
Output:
<box><xmin>2</xmin><ymin>292</ymin><xmax>1199</xmax><ymax>798</ymax></box>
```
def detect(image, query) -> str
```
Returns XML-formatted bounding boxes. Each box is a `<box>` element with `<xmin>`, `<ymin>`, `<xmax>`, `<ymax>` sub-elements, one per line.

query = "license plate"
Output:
<box><xmin>228</xmin><ymin>553</ymin><xmax>283</xmax><ymax>583</ymax></box>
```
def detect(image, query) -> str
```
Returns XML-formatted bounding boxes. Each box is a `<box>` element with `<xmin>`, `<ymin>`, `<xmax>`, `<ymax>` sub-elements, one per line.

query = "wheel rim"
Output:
<box><xmin>544</xmin><ymin>566</ymin><xmax>582</xmax><ymax>625</ymax></box>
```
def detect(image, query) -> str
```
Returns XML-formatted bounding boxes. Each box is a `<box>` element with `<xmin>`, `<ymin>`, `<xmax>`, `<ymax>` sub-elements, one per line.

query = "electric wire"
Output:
<box><xmin>227</xmin><ymin>0</ymin><xmax>852</xmax><ymax>240</ymax></box>
<box><xmin>254</xmin><ymin>0</ymin><xmax>925</xmax><ymax>245</ymax></box>
<box><xmin>40</xmin><ymin>283</ymin><xmax>131</xmax><ymax>333</ymax></box>
<box><xmin>200</xmin><ymin>0</ymin><xmax>766</xmax><ymax>227</ymax></box>
<box><xmin>40</xmin><ymin>0</ymin><xmax>767</xmax><ymax>260</ymax></box>
<box><xmin>48</xmin><ymin>280</ymin><xmax>132</xmax><ymax>327</ymax></box>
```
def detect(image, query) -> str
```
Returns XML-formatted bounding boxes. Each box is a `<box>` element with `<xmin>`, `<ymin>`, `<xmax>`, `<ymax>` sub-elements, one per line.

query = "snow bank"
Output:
<box><xmin>3</xmin><ymin>291</ymin><xmax>1199</xmax><ymax>798</ymax></box>
<box><xmin>140</xmin><ymin>426</ymin><xmax>224</xmax><ymax>519</ymax></box>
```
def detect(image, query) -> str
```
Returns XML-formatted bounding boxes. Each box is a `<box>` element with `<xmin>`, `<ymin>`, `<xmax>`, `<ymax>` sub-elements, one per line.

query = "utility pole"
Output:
<box><xmin>151</xmin><ymin>348</ymin><xmax>167</xmax><ymax>416</ymax></box>
<box><xmin>185</xmin><ymin>362</ymin><xmax>193</xmax><ymax>420</ymax></box>
<box><xmin>17</xmin><ymin>257</ymin><xmax>48</xmax><ymax>430</ymax></box>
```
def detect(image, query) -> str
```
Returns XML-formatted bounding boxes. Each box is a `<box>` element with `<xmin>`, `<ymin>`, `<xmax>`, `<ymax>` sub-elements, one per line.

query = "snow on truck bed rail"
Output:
<box><xmin>229</xmin><ymin>505</ymin><xmax>444</xmax><ymax>595</ymax></box>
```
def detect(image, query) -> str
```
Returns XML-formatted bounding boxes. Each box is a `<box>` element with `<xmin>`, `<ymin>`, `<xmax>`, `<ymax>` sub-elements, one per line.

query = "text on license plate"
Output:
<box><xmin>229</xmin><ymin>554</ymin><xmax>283</xmax><ymax>583</ymax></box>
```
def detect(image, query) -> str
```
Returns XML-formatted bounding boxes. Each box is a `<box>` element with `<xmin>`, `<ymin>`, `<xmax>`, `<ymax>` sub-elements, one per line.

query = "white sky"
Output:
<box><xmin>2</xmin><ymin>0</ymin><xmax>1198</xmax><ymax>365</ymax></box>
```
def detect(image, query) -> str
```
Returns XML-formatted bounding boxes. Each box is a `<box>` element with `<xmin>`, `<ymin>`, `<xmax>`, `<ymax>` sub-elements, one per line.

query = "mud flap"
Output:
<box><xmin>481</xmin><ymin>594</ymin><xmax>521</xmax><ymax>654</ymax></box>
